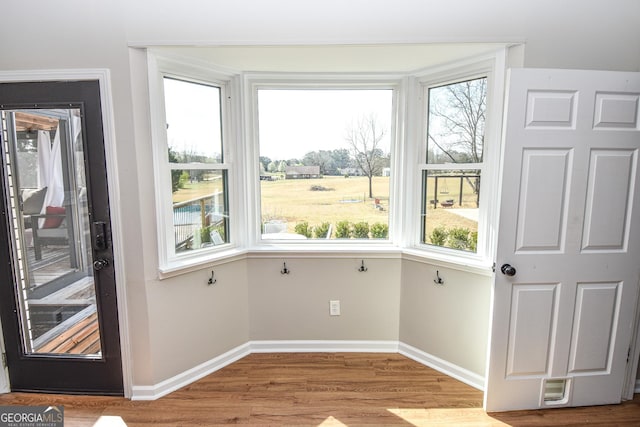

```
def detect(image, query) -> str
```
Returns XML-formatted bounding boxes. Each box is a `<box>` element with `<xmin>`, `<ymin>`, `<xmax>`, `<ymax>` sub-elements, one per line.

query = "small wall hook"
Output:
<box><xmin>358</xmin><ymin>260</ymin><xmax>368</xmax><ymax>272</ymax></box>
<box><xmin>207</xmin><ymin>270</ymin><xmax>217</xmax><ymax>285</ymax></box>
<box><xmin>434</xmin><ymin>270</ymin><xmax>444</xmax><ymax>285</ymax></box>
<box><xmin>281</xmin><ymin>262</ymin><xmax>290</xmax><ymax>275</ymax></box>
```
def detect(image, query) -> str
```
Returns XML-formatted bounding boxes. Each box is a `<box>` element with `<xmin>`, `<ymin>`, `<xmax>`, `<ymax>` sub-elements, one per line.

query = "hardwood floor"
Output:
<box><xmin>0</xmin><ymin>353</ymin><xmax>639</xmax><ymax>426</ymax></box>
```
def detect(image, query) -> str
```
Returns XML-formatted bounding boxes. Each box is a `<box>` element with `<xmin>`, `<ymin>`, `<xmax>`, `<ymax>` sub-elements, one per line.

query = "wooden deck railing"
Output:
<box><xmin>173</xmin><ymin>191</ymin><xmax>224</xmax><ymax>250</ymax></box>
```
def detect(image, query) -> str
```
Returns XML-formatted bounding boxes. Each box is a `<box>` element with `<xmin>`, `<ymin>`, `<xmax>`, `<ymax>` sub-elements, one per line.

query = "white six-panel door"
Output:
<box><xmin>485</xmin><ymin>69</ymin><xmax>640</xmax><ymax>412</ymax></box>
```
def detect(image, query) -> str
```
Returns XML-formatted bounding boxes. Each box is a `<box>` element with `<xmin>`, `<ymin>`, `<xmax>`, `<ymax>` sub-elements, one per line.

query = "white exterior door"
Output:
<box><xmin>485</xmin><ymin>68</ymin><xmax>640</xmax><ymax>412</ymax></box>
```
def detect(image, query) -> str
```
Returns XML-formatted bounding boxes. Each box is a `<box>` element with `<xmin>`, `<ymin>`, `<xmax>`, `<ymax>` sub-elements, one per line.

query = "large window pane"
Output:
<box><xmin>163</xmin><ymin>78</ymin><xmax>223</xmax><ymax>163</ymax></box>
<box><xmin>171</xmin><ymin>170</ymin><xmax>228</xmax><ymax>252</ymax></box>
<box><xmin>422</xmin><ymin>76</ymin><xmax>486</xmax><ymax>253</ymax></box>
<box><xmin>426</xmin><ymin>77</ymin><xmax>486</xmax><ymax>164</ymax></box>
<box><xmin>163</xmin><ymin>77</ymin><xmax>229</xmax><ymax>254</ymax></box>
<box><xmin>421</xmin><ymin>170</ymin><xmax>480</xmax><ymax>252</ymax></box>
<box><xmin>257</xmin><ymin>89</ymin><xmax>393</xmax><ymax>240</ymax></box>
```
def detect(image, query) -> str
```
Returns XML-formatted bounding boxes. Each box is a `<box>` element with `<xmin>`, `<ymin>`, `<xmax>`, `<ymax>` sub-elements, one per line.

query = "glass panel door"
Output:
<box><xmin>2</xmin><ymin>108</ymin><xmax>100</xmax><ymax>356</ymax></box>
<box><xmin>0</xmin><ymin>80</ymin><xmax>122</xmax><ymax>395</ymax></box>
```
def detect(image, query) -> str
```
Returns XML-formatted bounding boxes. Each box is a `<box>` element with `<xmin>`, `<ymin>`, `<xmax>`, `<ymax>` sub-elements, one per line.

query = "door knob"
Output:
<box><xmin>501</xmin><ymin>263</ymin><xmax>516</xmax><ymax>276</ymax></box>
<box><xmin>93</xmin><ymin>258</ymin><xmax>109</xmax><ymax>271</ymax></box>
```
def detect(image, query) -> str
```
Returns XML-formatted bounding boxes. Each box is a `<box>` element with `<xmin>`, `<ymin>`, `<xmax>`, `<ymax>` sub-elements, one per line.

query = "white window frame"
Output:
<box><xmin>148</xmin><ymin>53</ymin><xmax>243</xmax><ymax>276</ymax></box>
<box><xmin>242</xmin><ymin>74</ymin><xmax>405</xmax><ymax>251</ymax></box>
<box><xmin>404</xmin><ymin>54</ymin><xmax>507</xmax><ymax>270</ymax></box>
<box><xmin>146</xmin><ymin>48</ymin><xmax>507</xmax><ymax>276</ymax></box>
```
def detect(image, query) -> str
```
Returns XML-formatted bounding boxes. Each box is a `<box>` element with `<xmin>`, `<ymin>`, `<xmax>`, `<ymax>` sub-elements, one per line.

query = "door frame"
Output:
<box><xmin>0</xmin><ymin>69</ymin><xmax>131</xmax><ymax>397</ymax></box>
<box><xmin>486</xmin><ymin>67</ymin><xmax>640</xmax><ymax>410</ymax></box>
<box><xmin>624</xmin><ymin>278</ymin><xmax>640</xmax><ymax>399</ymax></box>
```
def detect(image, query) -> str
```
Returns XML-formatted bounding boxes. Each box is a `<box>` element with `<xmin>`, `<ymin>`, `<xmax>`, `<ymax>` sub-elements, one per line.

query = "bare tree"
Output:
<box><xmin>428</xmin><ymin>78</ymin><xmax>486</xmax><ymax>194</ymax></box>
<box><xmin>345</xmin><ymin>114</ymin><xmax>387</xmax><ymax>199</ymax></box>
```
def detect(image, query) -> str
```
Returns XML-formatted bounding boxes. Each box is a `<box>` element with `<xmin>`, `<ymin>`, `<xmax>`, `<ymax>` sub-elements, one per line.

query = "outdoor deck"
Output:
<box><xmin>36</xmin><ymin>310</ymin><xmax>100</xmax><ymax>354</ymax></box>
<box><xmin>23</xmin><ymin>244</ymin><xmax>101</xmax><ymax>355</ymax></box>
<box><xmin>27</xmin><ymin>245</ymin><xmax>75</xmax><ymax>289</ymax></box>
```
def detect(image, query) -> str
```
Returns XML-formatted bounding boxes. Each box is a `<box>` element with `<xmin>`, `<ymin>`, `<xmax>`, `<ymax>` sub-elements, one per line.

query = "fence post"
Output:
<box><xmin>200</xmin><ymin>199</ymin><xmax>206</xmax><ymax>229</ymax></box>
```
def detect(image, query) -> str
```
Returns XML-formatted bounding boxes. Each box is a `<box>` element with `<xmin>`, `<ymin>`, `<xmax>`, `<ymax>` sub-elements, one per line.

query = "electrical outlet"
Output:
<box><xmin>329</xmin><ymin>300</ymin><xmax>340</xmax><ymax>316</ymax></box>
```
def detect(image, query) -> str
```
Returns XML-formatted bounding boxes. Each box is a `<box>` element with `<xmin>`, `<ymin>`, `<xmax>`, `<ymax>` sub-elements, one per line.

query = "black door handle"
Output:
<box><xmin>93</xmin><ymin>258</ymin><xmax>109</xmax><ymax>271</ymax></box>
<box><xmin>501</xmin><ymin>264</ymin><xmax>516</xmax><ymax>276</ymax></box>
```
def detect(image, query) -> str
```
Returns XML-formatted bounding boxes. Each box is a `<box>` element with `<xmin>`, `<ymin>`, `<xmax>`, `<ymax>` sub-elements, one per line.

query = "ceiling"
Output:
<box><xmin>14</xmin><ymin>112</ymin><xmax>58</xmax><ymax>132</ymax></box>
<box><xmin>154</xmin><ymin>43</ymin><xmax>507</xmax><ymax>73</ymax></box>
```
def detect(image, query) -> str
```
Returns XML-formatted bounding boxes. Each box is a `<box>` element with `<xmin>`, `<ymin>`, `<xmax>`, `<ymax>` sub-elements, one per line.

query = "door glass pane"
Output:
<box><xmin>1</xmin><ymin>108</ymin><xmax>101</xmax><ymax>357</ymax></box>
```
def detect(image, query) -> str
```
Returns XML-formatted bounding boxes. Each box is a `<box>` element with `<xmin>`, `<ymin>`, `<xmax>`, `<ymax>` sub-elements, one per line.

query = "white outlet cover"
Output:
<box><xmin>329</xmin><ymin>300</ymin><xmax>340</xmax><ymax>316</ymax></box>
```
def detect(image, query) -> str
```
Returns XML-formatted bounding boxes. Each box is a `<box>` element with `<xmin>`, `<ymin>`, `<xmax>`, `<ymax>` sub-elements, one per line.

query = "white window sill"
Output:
<box><xmin>247</xmin><ymin>241</ymin><xmax>403</xmax><ymax>259</ymax></box>
<box><xmin>157</xmin><ymin>243</ymin><xmax>494</xmax><ymax>279</ymax></box>
<box><xmin>158</xmin><ymin>247</ymin><xmax>248</xmax><ymax>279</ymax></box>
<box><xmin>402</xmin><ymin>247</ymin><xmax>494</xmax><ymax>276</ymax></box>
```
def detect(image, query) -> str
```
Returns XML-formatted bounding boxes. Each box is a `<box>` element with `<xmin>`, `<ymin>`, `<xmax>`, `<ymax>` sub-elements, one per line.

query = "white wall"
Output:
<box><xmin>248</xmin><ymin>258</ymin><xmax>400</xmax><ymax>341</ymax></box>
<box><xmin>400</xmin><ymin>261</ymin><xmax>492</xmax><ymax>376</ymax></box>
<box><xmin>122</xmin><ymin>0</ymin><xmax>640</xmax><ymax>72</ymax></box>
<box><xmin>145</xmin><ymin>261</ymin><xmax>249</xmax><ymax>383</ymax></box>
<box><xmin>1</xmin><ymin>0</ymin><xmax>639</xmax><ymax>392</ymax></box>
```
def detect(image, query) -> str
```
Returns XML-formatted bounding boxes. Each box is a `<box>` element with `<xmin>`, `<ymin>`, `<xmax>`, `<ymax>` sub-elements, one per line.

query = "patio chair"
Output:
<box><xmin>31</xmin><ymin>206</ymin><xmax>71</xmax><ymax>260</ymax></box>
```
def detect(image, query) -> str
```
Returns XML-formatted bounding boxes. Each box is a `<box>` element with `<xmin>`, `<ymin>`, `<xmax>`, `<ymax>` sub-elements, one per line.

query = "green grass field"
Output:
<box><xmin>173</xmin><ymin>176</ymin><xmax>224</xmax><ymax>204</ymax></box>
<box><xmin>261</xmin><ymin>176</ymin><xmax>389</xmax><ymax>234</ymax></box>
<box><xmin>173</xmin><ymin>174</ymin><xmax>478</xmax><ymax>239</ymax></box>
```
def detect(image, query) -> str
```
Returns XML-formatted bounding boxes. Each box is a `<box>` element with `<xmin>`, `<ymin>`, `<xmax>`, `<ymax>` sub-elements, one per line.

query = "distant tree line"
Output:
<box><xmin>260</xmin><ymin>147</ymin><xmax>391</xmax><ymax>177</ymax></box>
<box><xmin>259</xmin><ymin>114</ymin><xmax>391</xmax><ymax>199</ymax></box>
<box><xmin>169</xmin><ymin>147</ymin><xmax>222</xmax><ymax>193</ymax></box>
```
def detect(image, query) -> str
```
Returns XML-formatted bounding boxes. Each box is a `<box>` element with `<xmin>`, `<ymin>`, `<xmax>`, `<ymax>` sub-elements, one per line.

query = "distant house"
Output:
<box><xmin>285</xmin><ymin>165</ymin><xmax>321</xmax><ymax>179</ymax></box>
<box><xmin>338</xmin><ymin>167</ymin><xmax>364</xmax><ymax>177</ymax></box>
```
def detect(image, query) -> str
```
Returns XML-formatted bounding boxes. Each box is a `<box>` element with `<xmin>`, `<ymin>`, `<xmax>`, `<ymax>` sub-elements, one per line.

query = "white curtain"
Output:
<box><xmin>37</xmin><ymin>125</ymin><xmax>65</xmax><ymax>211</ymax></box>
<box><xmin>36</xmin><ymin>130</ymin><xmax>51</xmax><ymax>191</ymax></box>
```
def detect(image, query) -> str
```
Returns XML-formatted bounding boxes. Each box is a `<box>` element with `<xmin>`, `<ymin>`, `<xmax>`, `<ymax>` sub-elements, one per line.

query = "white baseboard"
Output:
<box><xmin>250</xmin><ymin>340</ymin><xmax>399</xmax><ymax>353</ymax></box>
<box><xmin>399</xmin><ymin>342</ymin><xmax>485</xmax><ymax>391</ymax></box>
<box><xmin>131</xmin><ymin>342</ymin><xmax>250</xmax><ymax>400</ymax></box>
<box><xmin>131</xmin><ymin>340</ymin><xmax>485</xmax><ymax>400</ymax></box>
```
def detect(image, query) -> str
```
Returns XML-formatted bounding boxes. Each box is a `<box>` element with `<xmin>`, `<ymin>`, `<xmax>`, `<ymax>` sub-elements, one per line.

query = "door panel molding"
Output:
<box><xmin>581</xmin><ymin>149</ymin><xmax>636</xmax><ymax>252</ymax></box>
<box><xmin>515</xmin><ymin>149</ymin><xmax>572</xmax><ymax>253</ymax></box>
<box><xmin>568</xmin><ymin>282</ymin><xmax>621</xmax><ymax>375</ymax></box>
<box><xmin>593</xmin><ymin>92</ymin><xmax>639</xmax><ymax>130</ymax></box>
<box><xmin>525</xmin><ymin>90</ymin><xmax>578</xmax><ymax>129</ymax></box>
<box><xmin>506</xmin><ymin>283</ymin><xmax>559</xmax><ymax>378</ymax></box>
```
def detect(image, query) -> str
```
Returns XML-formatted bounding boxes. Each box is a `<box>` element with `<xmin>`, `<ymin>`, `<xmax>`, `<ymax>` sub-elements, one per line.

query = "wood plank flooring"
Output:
<box><xmin>0</xmin><ymin>353</ymin><xmax>639</xmax><ymax>426</ymax></box>
<box><xmin>36</xmin><ymin>311</ymin><xmax>100</xmax><ymax>354</ymax></box>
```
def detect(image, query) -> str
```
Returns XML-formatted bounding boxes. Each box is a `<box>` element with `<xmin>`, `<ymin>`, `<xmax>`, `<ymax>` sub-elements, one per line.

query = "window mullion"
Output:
<box><xmin>420</xmin><ymin>163</ymin><xmax>483</xmax><ymax>171</ymax></box>
<box><xmin>169</xmin><ymin>163</ymin><xmax>229</xmax><ymax>170</ymax></box>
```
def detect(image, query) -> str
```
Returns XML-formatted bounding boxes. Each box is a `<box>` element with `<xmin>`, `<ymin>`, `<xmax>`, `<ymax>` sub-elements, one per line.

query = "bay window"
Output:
<box><xmin>148</xmin><ymin>49</ymin><xmax>505</xmax><ymax>274</ymax></box>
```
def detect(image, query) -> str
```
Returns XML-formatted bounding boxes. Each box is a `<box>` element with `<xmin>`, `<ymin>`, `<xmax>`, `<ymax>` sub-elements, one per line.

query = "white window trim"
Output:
<box><xmin>404</xmin><ymin>51</ymin><xmax>507</xmax><ymax>270</ymax></box>
<box><xmin>148</xmin><ymin>52</ymin><xmax>243</xmax><ymax>276</ymax></box>
<box><xmin>146</xmin><ymin>48</ymin><xmax>508</xmax><ymax>277</ymax></box>
<box><xmin>242</xmin><ymin>73</ymin><xmax>406</xmax><ymax>252</ymax></box>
